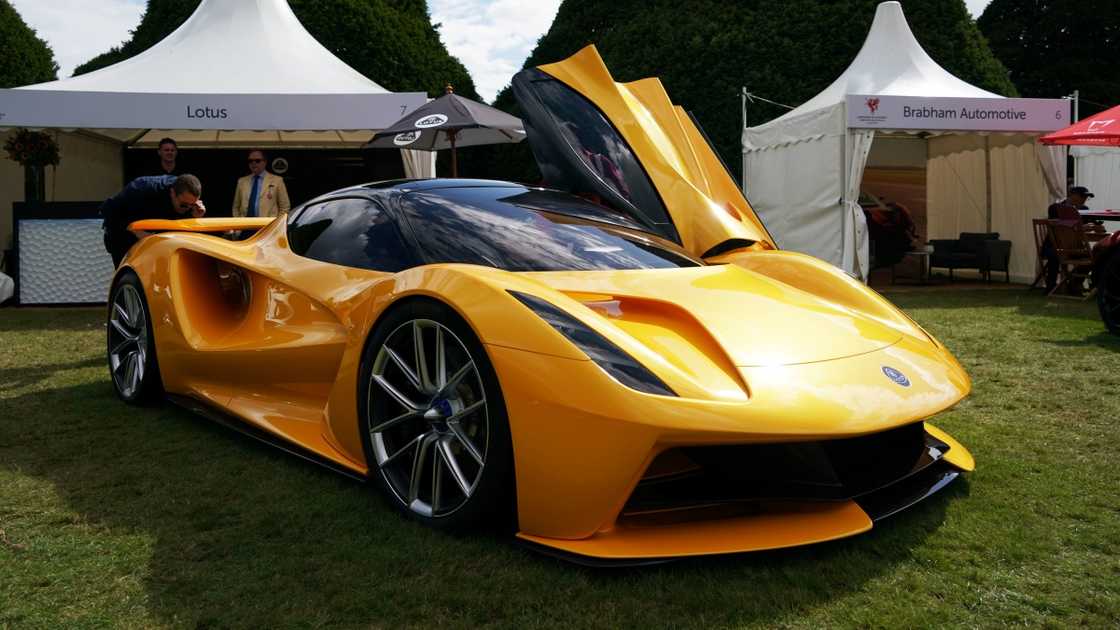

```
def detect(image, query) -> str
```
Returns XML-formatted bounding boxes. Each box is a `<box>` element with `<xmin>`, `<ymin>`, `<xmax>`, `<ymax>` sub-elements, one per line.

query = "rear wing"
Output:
<box><xmin>128</xmin><ymin>217</ymin><xmax>276</xmax><ymax>233</ymax></box>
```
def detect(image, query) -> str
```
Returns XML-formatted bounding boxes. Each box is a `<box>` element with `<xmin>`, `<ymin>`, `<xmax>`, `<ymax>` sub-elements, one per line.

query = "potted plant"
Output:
<box><xmin>4</xmin><ymin>128</ymin><xmax>60</xmax><ymax>203</ymax></box>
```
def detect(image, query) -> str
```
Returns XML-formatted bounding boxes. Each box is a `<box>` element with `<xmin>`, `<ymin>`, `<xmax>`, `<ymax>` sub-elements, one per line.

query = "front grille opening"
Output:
<box><xmin>623</xmin><ymin>422</ymin><xmax>945</xmax><ymax>518</ymax></box>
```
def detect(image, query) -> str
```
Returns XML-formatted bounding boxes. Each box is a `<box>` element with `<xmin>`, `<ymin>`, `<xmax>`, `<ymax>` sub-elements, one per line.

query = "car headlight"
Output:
<box><xmin>509</xmin><ymin>291</ymin><xmax>676</xmax><ymax>397</ymax></box>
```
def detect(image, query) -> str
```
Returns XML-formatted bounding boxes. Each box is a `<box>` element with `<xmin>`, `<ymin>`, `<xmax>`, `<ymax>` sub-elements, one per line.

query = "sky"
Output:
<box><xmin>13</xmin><ymin>0</ymin><xmax>992</xmax><ymax>102</ymax></box>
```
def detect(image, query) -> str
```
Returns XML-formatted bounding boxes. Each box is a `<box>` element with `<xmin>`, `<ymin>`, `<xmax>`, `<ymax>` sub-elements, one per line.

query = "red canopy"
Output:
<box><xmin>1040</xmin><ymin>104</ymin><xmax>1120</xmax><ymax>145</ymax></box>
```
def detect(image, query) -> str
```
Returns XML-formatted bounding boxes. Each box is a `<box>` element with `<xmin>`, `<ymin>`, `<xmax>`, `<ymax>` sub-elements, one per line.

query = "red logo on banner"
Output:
<box><xmin>866</xmin><ymin>98</ymin><xmax>880</xmax><ymax>114</ymax></box>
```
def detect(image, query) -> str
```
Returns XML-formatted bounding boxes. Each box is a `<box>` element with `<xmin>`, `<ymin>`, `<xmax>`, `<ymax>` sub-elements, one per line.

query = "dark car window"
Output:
<box><xmin>524</xmin><ymin>77</ymin><xmax>674</xmax><ymax>235</ymax></box>
<box><xmin>288</xmin><ymin>197</ymin><xmax>415</xmax><ymax>272</ymax></box>
<box><xmin>398</xmin><ymin>186</ymin><xmax>701</xmax><ymax>272</ymax></box>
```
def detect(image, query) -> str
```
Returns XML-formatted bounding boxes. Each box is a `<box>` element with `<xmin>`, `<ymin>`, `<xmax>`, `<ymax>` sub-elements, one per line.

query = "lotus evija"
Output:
<box><xmin>106</xmin><ymin>45</ymin><xmax>973</xmax><ymax>564</ymax></box>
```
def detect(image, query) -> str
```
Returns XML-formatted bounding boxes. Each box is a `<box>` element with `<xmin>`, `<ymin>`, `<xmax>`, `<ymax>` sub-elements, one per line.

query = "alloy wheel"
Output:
<box><xmin>368</xmin><ymin>319</ymin><xmax>489</xmax><ymax>517</ymax></box>
<box><xmin>108</xmin><ymin>284</ymin><xmax>149</xmax><ymax>399</ymax></box>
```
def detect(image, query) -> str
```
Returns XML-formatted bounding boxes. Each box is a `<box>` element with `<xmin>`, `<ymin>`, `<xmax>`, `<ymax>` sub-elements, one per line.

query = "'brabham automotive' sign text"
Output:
<box><xmin>846</xmin><ymin>95</ymin><xmax>1069</xmax><ymax>132</ymax></box>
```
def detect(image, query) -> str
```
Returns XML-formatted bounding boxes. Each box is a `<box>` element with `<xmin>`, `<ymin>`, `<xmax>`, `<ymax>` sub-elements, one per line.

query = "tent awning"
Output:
<box><xmin>0</xmin><ymin>90</ymin><xmax>425</xmax><ymax>131</ymax></box>
<box><xmin>1041</xmin><ymin>104</ymin><xmax>1120</xmax><ymax>146</ymax></box>
<box><xmin>129</xmin><ymin>130</ymin><xmax>381</xmax><ymax>149</ymax></box>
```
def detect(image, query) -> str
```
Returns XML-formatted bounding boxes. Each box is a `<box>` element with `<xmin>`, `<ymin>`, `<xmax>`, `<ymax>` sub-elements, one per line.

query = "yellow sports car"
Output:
<box><xmin>107</xmin><ymin>45</ymin><xmax>973</xmax><ymax>564</ymax></box>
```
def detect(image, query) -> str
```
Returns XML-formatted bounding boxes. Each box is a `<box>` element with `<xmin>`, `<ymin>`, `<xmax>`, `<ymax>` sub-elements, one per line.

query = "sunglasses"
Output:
<box><xmin>177</xmin><ymin>201</ymin><xmax>198</xmax><ymax>211</ymax></box>
<box><xmin>248</xmin><ymin>158</ymin><xmax>264</xmax><ymax>163</ymax></box>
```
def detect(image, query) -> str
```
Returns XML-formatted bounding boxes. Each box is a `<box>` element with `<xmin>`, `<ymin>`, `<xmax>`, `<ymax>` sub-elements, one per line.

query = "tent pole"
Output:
<box><xmin>741</xmin><ymin>87</ymin><xmax>748</xmax><ymax>187</ymax></box>
<box><xmin>984</xmin><ymin>135</ymin><xmax>992</xmax><ymax>233</ymax></box>
<box><xmin>1072</xmin><ymin>90</ymin><xmax>1080</xmax><ymax>184</ymax></box>
<box><xmin>449</xmin><ymin>130</ymin><xmax>458</xmax><ymax>178</ymax></box>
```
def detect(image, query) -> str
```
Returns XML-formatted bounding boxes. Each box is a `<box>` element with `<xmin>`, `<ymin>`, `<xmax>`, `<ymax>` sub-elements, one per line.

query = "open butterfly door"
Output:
<box><xmin>512</xmin><ymin>44</ymin><xmax>774</xmax><ymax>259</ymax></box>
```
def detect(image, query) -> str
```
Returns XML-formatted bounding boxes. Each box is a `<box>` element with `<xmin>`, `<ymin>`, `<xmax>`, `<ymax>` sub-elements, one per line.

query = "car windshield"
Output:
<box><xmin>398</xmin><ymin>186</ymin><xmax>701</xmax><ymax>272</ymax></box>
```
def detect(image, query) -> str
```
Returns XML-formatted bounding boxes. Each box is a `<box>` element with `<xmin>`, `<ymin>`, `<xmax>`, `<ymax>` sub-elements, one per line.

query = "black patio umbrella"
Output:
<box><xmin>365</xmin><ymin>86</ymin><xmax>525</xmax><ymax>177</ymax></box>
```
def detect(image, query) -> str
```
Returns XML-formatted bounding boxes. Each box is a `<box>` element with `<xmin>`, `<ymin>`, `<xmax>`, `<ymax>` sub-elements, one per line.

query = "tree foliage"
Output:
<box><xmin>979</xmin><ymin>0</ymin><xmax>1119</xmax><ymax>117</ymax></box>
<box><xmin>72</xmin><ymin>0</ymin><xmax>195</xmax><ymax>78</ymax></box>
<box><xmin>0</xmin><ymin>0</ymin><xmax>58</xmax><ymax>88</ymax></box>
<box><xmin>485</xmin><ymin>0</ymin><xmax>1017</xmax><ymax>183</ymax></box>
<box><xmin>73</xmin><ymin>0</ymin><xmax>477</xmax><ymax>99</ymax></box>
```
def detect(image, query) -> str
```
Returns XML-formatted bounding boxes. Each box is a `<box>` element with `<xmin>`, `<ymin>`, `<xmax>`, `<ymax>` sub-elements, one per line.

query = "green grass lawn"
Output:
<box><xmin>1</xmin><ymin>289</ymin><xmax>1118</xmax><ymax>629</ymax></box>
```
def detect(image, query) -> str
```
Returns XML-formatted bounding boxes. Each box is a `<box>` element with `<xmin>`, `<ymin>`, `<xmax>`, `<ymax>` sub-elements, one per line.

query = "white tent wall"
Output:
<box><xmin>744</xmin><ymin>136</ymin><xmax>844</xmax><ymax>265</ymax></box>
<box><xmin>0</xmin><ymin>130</ymin><xmax>123</xmax><ymax>251</ymax></box>
<box><xmin>990</xmin><ymin>136</ymin><xmax>1056</xmax><ymax>281</ymax></box>
<box><xmin>926</xmin><ymin>134</ymin><xmax>1056</xmax><ymax>282</ymax></box>
<box><xmin>867</xmin><ymin>136</ymin><xmax>926</xmax><ymax>168</ymax></box>
<box><xmin>926</xmin><ymin>135</ymin><xmax>988</xmax><ymax>242</ymax></box>
<box><xmin>1073</xmin><ymin>147</ymin><xmax>1120</xmax><ymax>211</ymax></box>
<box><xmin>844</xmin><ymin>129</ymin><xmax>874</xmax><ymax>279</ymax></box>
<box><xmin>401</xmin><ymin>149</ymin><xmax>437</xmax><ymax>179</ymax></box>
<box><xmin>1035</xmin><ymin>143</ymin><xmax>1066</xmax><ymax>202</ymax></box>
<box><xmin>743</xmin><ymin>101</ymin><xmax>873</xmax><ymax>279</ymax></box>
<box><xmin>743</xmin><ymin>104</ymin><xmax>847</xmax><ymax>270</ymax></box>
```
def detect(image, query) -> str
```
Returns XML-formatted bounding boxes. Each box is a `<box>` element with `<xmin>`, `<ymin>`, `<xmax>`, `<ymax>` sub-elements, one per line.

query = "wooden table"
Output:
<box><xmin>891</xmin><ymin>250</ymin><xmax>930</xmax><ymax>285</ymax></box>
<box><xmin>1080</xmin><ymin>210</ymin><xmax>1120</xmax><ymax>221</ymax></box>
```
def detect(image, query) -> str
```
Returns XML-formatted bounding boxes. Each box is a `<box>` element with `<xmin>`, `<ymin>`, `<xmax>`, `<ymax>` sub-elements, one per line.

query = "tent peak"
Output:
<box><xmin>18</xmin><ymin>0</ymin><xmax>388</xmax><ymax>95</ymax></box>
<box><xmin>756</xmin><ymin>1</ymin><xmax>999</xmax><ymax>127</ymax></box>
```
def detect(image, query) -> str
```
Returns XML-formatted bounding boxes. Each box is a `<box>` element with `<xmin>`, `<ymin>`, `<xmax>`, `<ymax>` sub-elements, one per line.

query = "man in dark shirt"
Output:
<box><xmin>101</xmin><ymin>174</ymin><xmax>206</xmax><ymax>267</ymax></box>
<box><xmin>1048</xmin><ymin>186</ymin><xmax>1093</xmax><ymax>221</ymax></box>
<box><xmin>1043</xmin><ymin>186</ymin><xmax>1094</xmax><ymax>293</ymax></box>
<box><xmin>157</xmin><ymin>137</ymin><xmax>179</xmax><ymax>175</ymax></box>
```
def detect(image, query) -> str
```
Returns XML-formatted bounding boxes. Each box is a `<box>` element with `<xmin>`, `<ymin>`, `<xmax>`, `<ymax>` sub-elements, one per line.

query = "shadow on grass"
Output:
<box><xmin>1038</xmin><ymin>332</ymin><xmax>1120</xmax><ymax>352</ymax></box>
<box><xmin>884</xmin><ymin>288</ymin><xmax>1113</xmax><ymax>335</ymax></box>
<box><xmin>0</xmin><ymin>356</ymin><xmax>105</xmax><ymax>392</ymax></box>
<box><xmin>886</xmin><ymin>288</ymin><xmax>1090</xmax><ymax>311</ymax></box>
<box><xmin>0</xmin><ymin>307</ymin><xmax>105</xmax><ymax>332</ymax></box>
<box><xmin>0</xmin><ymin>380</ymin><xmax>959</xmax><ymax>627</ymax></box>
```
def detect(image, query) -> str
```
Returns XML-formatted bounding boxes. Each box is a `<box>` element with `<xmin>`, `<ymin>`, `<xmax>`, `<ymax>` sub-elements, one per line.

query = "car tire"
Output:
<box><xmin>107</xmin><ymin>270</ymin><xmax>163</xmax><ymax>404</ymax></box>
<box><xmin>358</xmin><ymin>298</ymin><xmax>515</xmax><ymax>531</ymax></box>
<box><xmin>1098</xmin><ymin>251</ymin><xmax>1120</xmax><ymax>335</ymax></box>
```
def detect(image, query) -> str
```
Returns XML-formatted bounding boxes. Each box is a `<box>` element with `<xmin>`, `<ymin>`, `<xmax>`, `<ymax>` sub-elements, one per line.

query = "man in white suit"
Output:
<box><xmin>232</xmin><ymin>149</ymin><xmax>290</xmax><ymax>218</ymax></box>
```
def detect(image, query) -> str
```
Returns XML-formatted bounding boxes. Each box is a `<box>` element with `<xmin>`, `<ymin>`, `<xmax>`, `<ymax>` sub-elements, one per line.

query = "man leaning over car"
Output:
<box><xmin>100</xmin><ymin>174</ymin><xmax>206</xmax><ymax>267</ymax></box>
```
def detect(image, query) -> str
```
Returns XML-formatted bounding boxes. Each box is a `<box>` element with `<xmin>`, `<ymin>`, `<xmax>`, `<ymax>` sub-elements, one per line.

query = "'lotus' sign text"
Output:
<box><xmin>186</xmin><ymin>105</ymin><xmax>229</xmax><ymax>119</ymax></box>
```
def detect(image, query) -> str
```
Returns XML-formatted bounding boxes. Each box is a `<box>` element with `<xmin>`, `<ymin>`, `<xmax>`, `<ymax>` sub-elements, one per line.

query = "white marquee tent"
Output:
<box><xmin>0</xmin><ymin>0</ymin><xmax>438</xmax><ymax>304</ymax></box>
<box><xmin>0</xmin><ymin>0</ymin><xmax>427</xmax><ymax>150</ymax></box>
<box><xmin>742</xmin><ymin>1</ymin><xmax>1069</xmax><ymax>282</ymax></box>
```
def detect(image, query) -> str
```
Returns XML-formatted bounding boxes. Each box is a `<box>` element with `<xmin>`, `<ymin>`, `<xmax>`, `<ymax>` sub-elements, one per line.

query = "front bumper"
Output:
<box><xmin>488</xmin><ymin>335</ymin><xmax>972</xmax><ymax>563</ymax></box>
<box><xmin>515</xmin><ymin>423</ymin><xmax>967</xmax><ymax>564</ymax></box>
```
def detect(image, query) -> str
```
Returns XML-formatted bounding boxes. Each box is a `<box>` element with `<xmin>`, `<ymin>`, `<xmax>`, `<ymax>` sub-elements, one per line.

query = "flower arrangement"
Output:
<box><xmin>3</xmin><ymin>128</ymin><xmax>60</xmax><ymax>167</ymax></box>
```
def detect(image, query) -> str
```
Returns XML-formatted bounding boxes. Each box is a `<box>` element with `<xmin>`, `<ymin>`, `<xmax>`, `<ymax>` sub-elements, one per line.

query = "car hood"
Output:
<box><xmin>524</xmin><ymin>264</ymin><xmax>902</xmax><ymax>367</ymax></box>
<box><xmin>512</xmin><ymin>45</ymin><xmax>774</xmax><ymax>259</ymax></box>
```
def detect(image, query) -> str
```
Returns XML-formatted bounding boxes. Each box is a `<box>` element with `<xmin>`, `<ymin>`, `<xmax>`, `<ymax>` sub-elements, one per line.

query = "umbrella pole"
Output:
<box><xmin>450</xmin><ymin>130</ymin><xmax>458</xmax><ymax>177</ymax></box>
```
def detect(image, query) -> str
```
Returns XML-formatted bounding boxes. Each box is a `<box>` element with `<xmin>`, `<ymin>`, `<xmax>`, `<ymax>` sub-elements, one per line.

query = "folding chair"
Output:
<box><xmin>1046</xmin><ymin>220</ymin><xmax>1094</xmax><ymax>300</ymax></box>
<box><xmin>1030</xmin><ymin>218</ymin><xmax>1050</xmax><ymax>290</ymax></box>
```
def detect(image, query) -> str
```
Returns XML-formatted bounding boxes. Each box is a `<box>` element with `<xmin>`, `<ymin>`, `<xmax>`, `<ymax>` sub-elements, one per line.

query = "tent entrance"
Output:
<box><xmin>854</xmin><ymin>131</ymin><xmax>1064</xmax><ymax>284</ymax></box>
<box><xmin>861</xmin><ymin>136</ymin><xmax>928</xmax><ymax>273</ymax></box>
